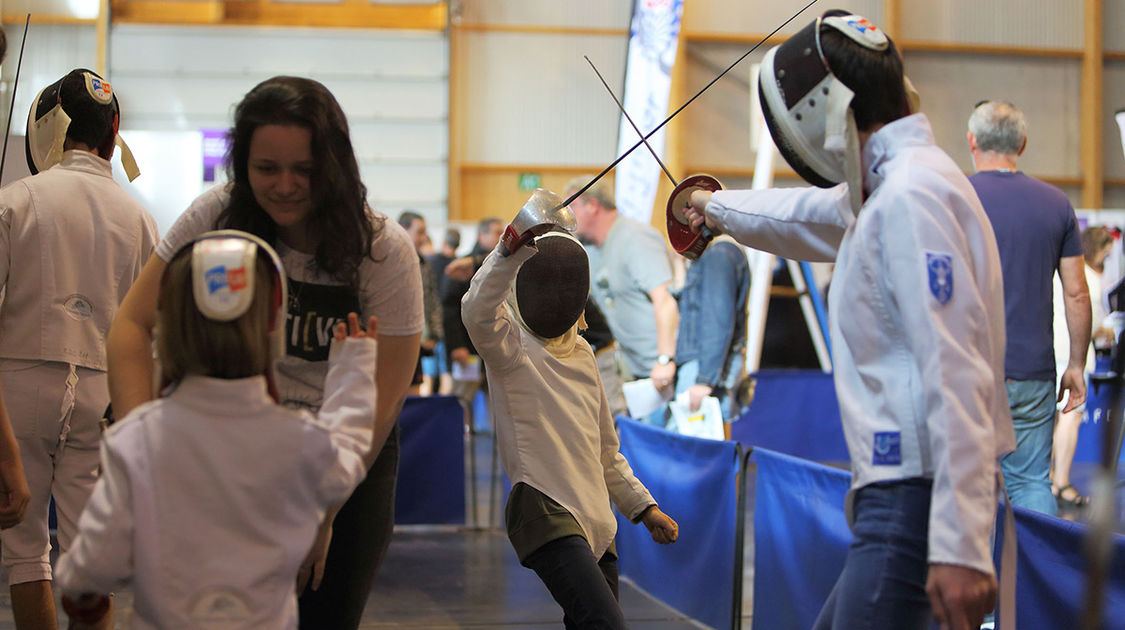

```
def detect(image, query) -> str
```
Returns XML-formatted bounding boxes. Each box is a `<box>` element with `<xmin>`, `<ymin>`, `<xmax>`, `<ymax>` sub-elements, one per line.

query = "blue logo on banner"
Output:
<box><xmin>205</xmin><ymin>265</ymin><xmax>228</xmax><ymax>294</ymax></box>
<box><xmin>873</xmin><ymin>432</ymin><xmax>901</xmax><ymax>465</ymax></box>
<box><xmin>926</xmin><ymin>252</ymin><xmax>953</xmax><ymax>305</ymax></box>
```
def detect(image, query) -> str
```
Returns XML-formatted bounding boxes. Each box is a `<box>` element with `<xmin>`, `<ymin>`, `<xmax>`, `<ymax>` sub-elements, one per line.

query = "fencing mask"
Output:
<box><xmin>758</xmin><ymin>11</ymin><xmax>901</xmax><ymax>217</ymax></box>
<box><xmin>514</xmin><ymin>231</ymin><xmax>590</xmax><ymax>339</ymax></box>
<box><xmin>187</xmin><ymin>230</ymin><xmax>288</xmax><ymax>364</ymax></box>
<box><xmin>26</xmin><ymin>68</ymin><xmax>140</xmax><ymax>181</ymax></box>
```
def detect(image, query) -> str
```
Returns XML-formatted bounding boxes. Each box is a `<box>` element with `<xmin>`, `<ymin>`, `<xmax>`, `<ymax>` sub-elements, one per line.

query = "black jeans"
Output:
<box><xmin>298</xmin><ymin>425</ymin><xmax>399</xmax><ymax>629</ymax></box>
<box><xmin>522</xmin><ymin>535</ymin><xmax>626</xmax><ymax>630</ymax></box>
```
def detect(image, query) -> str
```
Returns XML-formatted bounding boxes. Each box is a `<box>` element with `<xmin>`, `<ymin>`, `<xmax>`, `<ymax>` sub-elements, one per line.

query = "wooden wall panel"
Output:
<box><xmin>1104</xmin><ymin>62</ymin><xmax>1125</xmax><ymax>182</ymax></box>
<box><xmin>459</xmin><ymin>166</ymin><xmax>612</xmax><ymax>223</ymax></box>
<box><xmin>901</xmin><ymin>0</ymin><xmax>1082</xmax><ymax>49</ymax></box>
<box><xmin>902</xmin><ymin>53</ymin><xmax>1082</xmax><ymax>181</ymax></box>
<box><xmin>3</xmin><ymin>23</ymin><xmax>97</xmax><ymax>133</ymax></box>
<box><xmin>458</xmin><ymin>0</ymin><xmax>630</xmax><ymax>30</ymax></box>
<box><xmin>4</xmin><ymin>0</ymin><xmax>98</xmax><ymax>19</ymax></box>
<box><xmin>683</xmin><ymin>0</ymin><xmax>882</xmax><ymax>37</ymax></box>
<box><xmin>678</xmin><ymin>42</ymin><xmax>765</xmax><ymax>175</ymax></box>
<box><xmin>458</xmin><ymin>30</ymin><xmax>626</xmax><ymax>166</ymax></box>
<box><xmin>1107</xmin><ymin>0</ymin><xmax>1125</xmax><ymax>53</ymax></box>
<box><xmin>108</xmin><ymin>24</ymin><xmax>448</xmax><ymax>224</ymax></box>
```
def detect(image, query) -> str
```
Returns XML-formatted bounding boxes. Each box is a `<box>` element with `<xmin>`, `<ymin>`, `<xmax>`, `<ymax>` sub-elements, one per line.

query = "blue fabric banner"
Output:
<box><xmin>614</xmin><ymin>416</ymin><xmax>741</xmax><ymax>630</ymax></box>
<box><xmin>395</xmin><ymin>395</ymin><xmax>465</xmax><ymax>525</ymax></box>
<box><xmin>995</xmin><ymin>503</ymin><xmax>1125</xmax><ymax>629</ymax></box>
<box><xmin>752</xmin><ymin>448</ymin><xmax>851</xmax><ymax>630</ymax></box>
<box><xmin>1072</xmin><ymin>377</ymin><xmax>1125</xmax><ymax>464</ymax></box>
<box><xmin>732</xmin><ymin>370</ymin><xmax>848</xmax><ymax>462</ymax></box>
<box><xmin>753</xmin><ymin>447</ymin><xmax>1125</xmax><ymax>629</ymax></box>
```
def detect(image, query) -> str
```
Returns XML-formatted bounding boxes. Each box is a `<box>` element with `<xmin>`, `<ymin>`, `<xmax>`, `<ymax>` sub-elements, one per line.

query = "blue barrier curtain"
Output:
<box><xmin>395</xmin><ymin>395</ymin><xmax>466</xmax><ymax>525</ymax></box>
<box><xmin>752</xmin><ymin>448</ymin><xmax>851</xmax><ymax>630</ymax></box>
<box><xmin>1072</xmin><ymin>378</ymin><xmax>1125</xmax><ymax>464</ymax></box>
<box><xmin>753</xmin><ymin>447</ymin><xmax>1125</xmax><ymax>630</ymax></box>
<box><xmin>615</xmin><ymin>417</ymin><xmax>741</xmax><ymax>630</ymax></box>
<box><xmin>995</xmin><ymin>504</ymin><xmax>1125</xmax><ymax>629</ymax></box>
<box><xmin>732</xmin><ymin>370</ymin><xmax>849</xmax><ymax>462</ymax></box>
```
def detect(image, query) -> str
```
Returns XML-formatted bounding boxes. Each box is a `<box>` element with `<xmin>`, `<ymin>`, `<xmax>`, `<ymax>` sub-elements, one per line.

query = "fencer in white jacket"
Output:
<box><xmin>461</xmin><ymin>242</ymin><xmax>660</xmax><ymax>561</ymax></box>
<box><xmin>689</xmin><ymin>113</ymin><xmax>1015</xmax><ymax>590</ymax></box>
<box><xmin>55</xmin><ymin>334</ymin><xmax>376</xmax><ymax>630</ymax></box>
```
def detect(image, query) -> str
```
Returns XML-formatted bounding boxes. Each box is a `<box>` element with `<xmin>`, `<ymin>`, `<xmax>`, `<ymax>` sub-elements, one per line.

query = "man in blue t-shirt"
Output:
<box><xmin>968</xmin><ymin>101</ymin><xmax>1091</xmax><ymax>516</ymax></box>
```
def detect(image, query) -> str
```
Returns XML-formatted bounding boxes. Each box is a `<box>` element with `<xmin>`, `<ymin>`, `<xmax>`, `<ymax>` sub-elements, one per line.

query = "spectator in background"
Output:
<box><xmin>399</xmin><ymin>211</ymin><xmax>443</xmax><ymax>395</ymax></box>
<box><xmin>674</xmin><ymin>235</ymin><xmax>750</xmax><ymax>428</ymax></box>
<box><xmin>425</xmin><ymin>228</ymin><xmax>461</xmax><ymax>395</ymax></box>
<box><xmin>1050</xmin><ymin>225</ymin><xmax>1116</xmax><ymax>513</ymax></box>
<box><xmin>430</xmin><ymin>228</ymin><xmax>461</xmax><ymax>288</ymax></box>
<box><xmin>441</xmin><ymin>217</ymin><xmax>503</xmax><ymax>409</ymax></box>
<box><xmin>968</xmin><ymin>100</ymin><xmax>1091</xmax><ymax>516</ymax></box>
<box><xmin>582</xmin><ymin>297</ymin><xmax>629</xmax><ymax>418</ymax></box>
<box><xmin>565</xmin><ymin>178</ymin><xmax>679</xmax><ymax>419</ymax></box>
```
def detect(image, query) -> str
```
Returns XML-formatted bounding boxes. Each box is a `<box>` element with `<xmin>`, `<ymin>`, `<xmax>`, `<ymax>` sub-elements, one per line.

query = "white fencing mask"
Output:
<box><xmin>758</xmin><ymin>11</ymin><xmax>899</xmax><ymax>217</ymax></box>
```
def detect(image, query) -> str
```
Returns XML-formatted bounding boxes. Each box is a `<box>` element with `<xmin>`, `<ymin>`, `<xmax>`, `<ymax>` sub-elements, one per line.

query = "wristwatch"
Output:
<box><xmin>656</xmin><ymin>354</ymin><xmax>674</xmax><ymax>366</ymax></box>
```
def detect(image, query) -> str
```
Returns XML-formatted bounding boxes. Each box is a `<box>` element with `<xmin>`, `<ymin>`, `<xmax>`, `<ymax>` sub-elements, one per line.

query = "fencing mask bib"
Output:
<box><xmin>514</xmin><ymin>231</ymin><xmax>590</xmax><ymax>340</ymax></box>
<box><xmin>758</xmin><ymin>11</ymin><xmax>895</xmax><ymax>217</ymax></box>
<box><xmin>26</xmin><ymin>68</ymin><xmax>140</xmax><ymax>181</ymax></box>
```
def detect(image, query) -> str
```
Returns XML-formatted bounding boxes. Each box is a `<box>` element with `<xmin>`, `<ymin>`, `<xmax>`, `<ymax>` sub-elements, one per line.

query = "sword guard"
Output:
<box><xmin>667</xmin><ymin>174</ymin><xmax>723</xmax><ymax>260</ymax></box>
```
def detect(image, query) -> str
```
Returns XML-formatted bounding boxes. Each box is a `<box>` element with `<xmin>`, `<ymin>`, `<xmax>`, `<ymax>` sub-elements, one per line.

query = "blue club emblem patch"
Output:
<box><xmin>873</xmin><ymin>431</ymin><xmax>901</xmax><ymax>466</ymax></box>
<box><xmin>926</xmin><ymin>252</ymin><xmax>953</xmax><ymax>306</ymax></box>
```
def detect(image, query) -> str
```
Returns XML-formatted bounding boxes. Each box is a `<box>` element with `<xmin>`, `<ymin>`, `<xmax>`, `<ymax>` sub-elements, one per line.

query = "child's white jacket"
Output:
<box><xmin>55</xmin><ymin>338</ymin><xmax>377</xmax><ymax>629</ymax></box>
<box><xmin>462</xmin><ymin>246</ymin><xmax>655</xmax><ymax>559</ymax></box>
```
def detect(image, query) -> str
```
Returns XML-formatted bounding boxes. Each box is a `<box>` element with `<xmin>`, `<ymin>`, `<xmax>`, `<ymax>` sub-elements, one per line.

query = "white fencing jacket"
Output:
<box><xmin>55</xmin><ymin>338</ymin><xmax>376</xmax><ymax>629</ymax></box>
<box><xmin>704</xmin><ymin>114</ymin><xmax>1015</xmax><ymax>576</ymax></box>
<box><xmin>0</xmin><ymin>150</ymin><xmax>157</xmax><ymax>369</ymax></box>
<box><xmin>462</xmin><ymin>246</ymin><xmax>655</xmax><ymax>559</ymax></box>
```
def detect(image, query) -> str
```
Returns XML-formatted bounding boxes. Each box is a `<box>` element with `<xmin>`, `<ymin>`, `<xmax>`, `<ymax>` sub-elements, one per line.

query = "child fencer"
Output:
<box><xmin>462</xmin><ymin>190</ymin><xmax>679</xmax><ymax>629</ymax></box>
<box><xmin>54</xmin><ymin>231</ymin><xmax>378</xmax><ymax>629</ymax></box>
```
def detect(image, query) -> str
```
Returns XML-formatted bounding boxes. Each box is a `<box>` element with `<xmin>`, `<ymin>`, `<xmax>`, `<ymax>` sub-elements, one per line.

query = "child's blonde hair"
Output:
<box><xmin>156</xmin><ymin>246</ymin><xmax>276</xmax><ymax>383</ymax></box>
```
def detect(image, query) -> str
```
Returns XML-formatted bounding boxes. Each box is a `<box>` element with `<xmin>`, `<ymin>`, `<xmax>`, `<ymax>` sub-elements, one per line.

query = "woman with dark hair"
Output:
<box><xmin>106</xmin><ymin>76</ymin><xmax>422</xmax><ymax>629</ymax></box>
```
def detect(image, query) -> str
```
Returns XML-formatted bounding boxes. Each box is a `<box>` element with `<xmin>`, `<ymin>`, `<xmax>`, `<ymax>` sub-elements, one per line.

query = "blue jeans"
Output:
<box><xmin>522</xmin><ymin>535</ymin><xmax>625</xmax><ymax>630</ymax></box>
<box><xmin>1000</xmin><ymin>379</ymin><xmax>1057</xmax><ymax>516</ymax></box>
<box><xmin>812</xmin><ymin>479</ymin><xmax>935</xmax><ymax>630</ymax></box>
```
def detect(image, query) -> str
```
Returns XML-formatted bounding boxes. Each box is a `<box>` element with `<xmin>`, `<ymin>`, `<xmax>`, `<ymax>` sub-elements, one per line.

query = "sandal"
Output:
<box><xmin>1053</xmin><ymin>484</ymin><xmax>1090</xmax><ymax>509</ymax></box>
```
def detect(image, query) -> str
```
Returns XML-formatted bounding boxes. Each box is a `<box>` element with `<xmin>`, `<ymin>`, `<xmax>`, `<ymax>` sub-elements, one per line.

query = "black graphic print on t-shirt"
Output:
<box><xmin>286</xmin><ymin>278</ymin><xmax>361</xmax><ymax>362</ymax></box>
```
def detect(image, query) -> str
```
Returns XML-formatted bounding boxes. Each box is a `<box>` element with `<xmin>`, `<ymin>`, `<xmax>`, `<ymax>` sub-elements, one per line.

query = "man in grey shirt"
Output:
<box><xmin>566</xmin><ymin>178</ymin><xmax>679</xmax><ymax>398</ymax></box>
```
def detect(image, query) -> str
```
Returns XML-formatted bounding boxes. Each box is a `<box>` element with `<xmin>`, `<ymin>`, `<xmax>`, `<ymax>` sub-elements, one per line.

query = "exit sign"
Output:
<box><xmin>518</xmin><ymin>172</ymin><xmax>542</xmax><ymax>190</ymax></box>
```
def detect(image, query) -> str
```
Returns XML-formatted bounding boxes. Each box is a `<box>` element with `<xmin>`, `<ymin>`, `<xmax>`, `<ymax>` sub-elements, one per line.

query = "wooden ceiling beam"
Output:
<box><xmin>108</xmin><ymin>1</ymin><xmax>446</xmax><ymax>30</ymax></box>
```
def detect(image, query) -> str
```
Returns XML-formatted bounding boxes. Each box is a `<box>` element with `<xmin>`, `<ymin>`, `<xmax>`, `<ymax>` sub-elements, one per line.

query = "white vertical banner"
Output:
<box><xmin>614</xmin><ymin>0</ymin><xmax>684</xmax><ymax>224</ymax></box>
<box><xmin>1116</xmin><ymin>109</ymin><xmax>1125</xmax><ymax>162</ymax></box>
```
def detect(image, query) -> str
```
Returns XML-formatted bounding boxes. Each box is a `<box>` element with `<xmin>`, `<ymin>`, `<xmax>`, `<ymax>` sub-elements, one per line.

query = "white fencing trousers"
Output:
<box><xmin>0</xmin><ymin>360</ymin><xmax>106</xmax><ymax>585</ymax></box>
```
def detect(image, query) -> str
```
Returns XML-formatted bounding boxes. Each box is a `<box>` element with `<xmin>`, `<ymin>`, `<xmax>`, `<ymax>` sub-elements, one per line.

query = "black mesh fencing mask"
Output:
<box><xmin>515</xmin><ymin>232</ymin><xmax>590</xmax><ymax>339</ymax></box>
